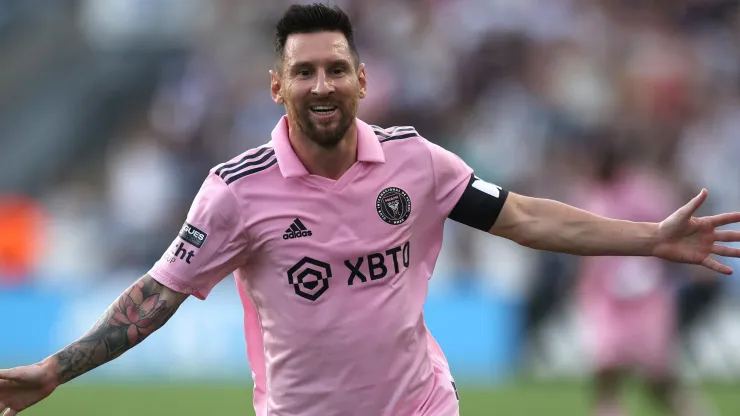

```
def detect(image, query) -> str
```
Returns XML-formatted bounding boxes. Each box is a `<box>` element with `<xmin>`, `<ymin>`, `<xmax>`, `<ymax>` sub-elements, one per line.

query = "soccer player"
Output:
<box><xmin>1</xmin><ymin>4</ymin><xmax>739</xmax><ymax>416</ymax></box>
<box><xmin>574</xmin><ymin>145</ymin><xmax>713</xmax><ymax>416</ymax></box>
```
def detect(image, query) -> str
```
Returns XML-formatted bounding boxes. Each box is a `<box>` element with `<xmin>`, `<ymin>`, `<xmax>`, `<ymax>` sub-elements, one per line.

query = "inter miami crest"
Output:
<box><xmin>376</xmin><ymin>187</ymin><xmax>411</xmax><ymax>225</ymax></box>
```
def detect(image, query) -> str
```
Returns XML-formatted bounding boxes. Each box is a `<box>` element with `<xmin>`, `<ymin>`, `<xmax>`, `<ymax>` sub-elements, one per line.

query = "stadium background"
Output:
<box><xmin>1</xmin><ymin>0</ymin><xmax>740</xmax><ymax>414</ymax></box>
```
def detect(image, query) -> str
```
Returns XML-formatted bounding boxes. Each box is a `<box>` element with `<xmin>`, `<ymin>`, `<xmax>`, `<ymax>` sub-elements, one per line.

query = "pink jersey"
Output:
<box><xmin>575</xmin><ymin>169</ymin><xmax>678</xmax><ymax>303</ymax></box>
<box><xmin>149</xmin><ymin>116</ymin><xmax>471</xmax><ymax>415</ymax></box>
<box><xmin>574</xmin><ymin>169</ymin><xmax>679</xmax><ymax>375</ymax></box>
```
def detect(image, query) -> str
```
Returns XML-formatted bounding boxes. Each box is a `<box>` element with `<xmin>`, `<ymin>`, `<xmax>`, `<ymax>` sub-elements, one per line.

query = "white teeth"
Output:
<box><xmin>311</xmin><ymin>106</ymin><xmax>336</xmax><ymax>111</ymax></box>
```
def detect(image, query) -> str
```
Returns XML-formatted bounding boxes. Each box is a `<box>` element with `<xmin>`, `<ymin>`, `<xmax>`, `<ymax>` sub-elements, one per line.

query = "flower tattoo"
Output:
<box><xmin>109</xmin><ymin>284</ymin><xmax>168</xmax><ymax>344</ymax></box>
<box><xmin>52</xmin><ymin>275</ymin><xmax>188</xmax><ymax>383</ymax></box>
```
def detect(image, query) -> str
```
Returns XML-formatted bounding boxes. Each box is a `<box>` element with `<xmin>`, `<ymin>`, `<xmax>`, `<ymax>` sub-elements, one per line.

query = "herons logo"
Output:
<box><xmin>287</xmin><ymin>257</ymin><xmax>332</xmax><ymax>301</ymax></box>
<box><xmin>376</xmin><ymin>187</ymin><xmax>411</xmax><ymax>225</ymax></box>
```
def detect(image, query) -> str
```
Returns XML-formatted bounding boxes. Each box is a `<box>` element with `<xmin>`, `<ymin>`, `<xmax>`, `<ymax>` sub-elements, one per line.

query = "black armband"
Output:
<box><xmin>447</xmin><ymin>174</ymin><xmax>509</xmax><ymax>231</ymax></box>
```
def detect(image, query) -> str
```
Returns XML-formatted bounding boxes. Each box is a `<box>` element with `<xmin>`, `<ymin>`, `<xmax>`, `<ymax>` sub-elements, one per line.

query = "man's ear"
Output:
<box><xmin>270</xmin><ymin>69</ymin><xmax>284</xmax><ymax>105</ymax></box>
<box><xmin>358</xmin><ymin>63</ymin><xmax>367</xmax><ymax>99</ymax></box>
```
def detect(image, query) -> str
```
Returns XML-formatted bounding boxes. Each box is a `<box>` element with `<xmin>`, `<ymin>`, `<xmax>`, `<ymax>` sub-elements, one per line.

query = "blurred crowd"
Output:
<box><xmin>1</xmin><ymin>0</ymin><xmax>739</xmax><ymax>301</ymax></box>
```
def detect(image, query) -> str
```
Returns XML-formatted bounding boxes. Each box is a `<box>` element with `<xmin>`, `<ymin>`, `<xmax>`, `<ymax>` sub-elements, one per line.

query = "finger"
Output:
<box><xmin>702</xmin><ymin>257</ymin><xmax>733</xmax><ymax>275</ymax></box>
<box><xmin>715</xmin><ymin>230</ymin><xmax>740</xmax><ymax>242</ymax></box>
<box><xmin>705</xmin><ymin>212</ymin><xmax>740</xmax><ymax>227</ymax></box>
<box><xmin>679</xmin><ymin>189</ymin><xmax>708</xmax><ymax>218</ymax></box>
<box><xmin>713</xmin><ymin>244</ymin><xmax>740</xmax><ymax>257</ymax></box>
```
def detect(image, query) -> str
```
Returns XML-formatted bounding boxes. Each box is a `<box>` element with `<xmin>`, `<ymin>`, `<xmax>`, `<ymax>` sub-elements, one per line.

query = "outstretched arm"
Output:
<box><xmin>49</xmin><ymin>274</ymin><xmax>189</xmax><ymax>384</ymax></box>
<box><xmin>490</xmin><ymin>193</ymin><xmax>659</xmax><ymax>257</ymax></box>
<box><xmin>490</xmin><ymin>189</ymin><xmax>740</xmax><ymax>274</ymax></box>
<box><xmin>425</xmin><ymin>137</ymin><xmax>740</xmax><ymax>273</ymax></box>
<box><xmin>1</xmin><ymin>172</ymin><xmax>248</xmax><ymax>415</ymax></box>
<box><xmin>0</xmin><ymin>275</ymin><xmax>187</xmax><ymax>415</ymax></box>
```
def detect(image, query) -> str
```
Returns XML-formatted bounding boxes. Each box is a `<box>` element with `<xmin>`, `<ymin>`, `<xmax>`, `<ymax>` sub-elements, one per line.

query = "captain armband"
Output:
<box><xmin>447</xmin><ymin>174</ymin><xmax>509</xmax><ymax>231</ymax></box>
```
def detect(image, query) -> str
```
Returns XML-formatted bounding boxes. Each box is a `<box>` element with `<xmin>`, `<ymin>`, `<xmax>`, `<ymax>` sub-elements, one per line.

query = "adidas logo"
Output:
<box><xmin>283</xmin><ymin>218</ymin><xmax>312</xmax><ymax>240</ymax></box>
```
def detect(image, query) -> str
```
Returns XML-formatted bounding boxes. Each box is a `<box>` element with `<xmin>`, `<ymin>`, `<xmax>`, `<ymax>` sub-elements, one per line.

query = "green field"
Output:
<box><xmin>19</xmin><ymin>380</ymin><xmax>740</xmax><ymax>415</ymax></box>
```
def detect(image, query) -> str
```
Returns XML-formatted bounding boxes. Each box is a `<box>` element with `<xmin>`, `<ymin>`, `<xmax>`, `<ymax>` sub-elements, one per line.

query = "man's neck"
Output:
<box><xmin>288</xmin><ymin>123</ymin><xmax>358</xmax><ymax>180</ymax></box>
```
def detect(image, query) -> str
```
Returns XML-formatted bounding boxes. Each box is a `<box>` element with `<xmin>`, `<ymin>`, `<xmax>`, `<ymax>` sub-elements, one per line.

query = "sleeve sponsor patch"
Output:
<box><xmin>178</xmin><ymin>222</ymin><xmax>208</xmax><ymax>248</ymax></box>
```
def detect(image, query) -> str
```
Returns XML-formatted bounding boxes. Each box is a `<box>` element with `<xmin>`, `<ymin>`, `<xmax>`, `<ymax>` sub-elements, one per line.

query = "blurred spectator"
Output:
<box><xmin>104</xmin><ymin>116</ymin><xmax>184</xmax><ymax>272</ymax></box>
<box><xmin>0</xmin><ymin>195</ymin><xmax>44</xmax><ymax>283</ymax></box>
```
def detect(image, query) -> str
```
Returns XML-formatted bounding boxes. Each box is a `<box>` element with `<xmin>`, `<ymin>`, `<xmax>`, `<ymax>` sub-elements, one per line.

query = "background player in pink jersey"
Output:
<box><xmin>1</xmin><ymin>3</ymin><xmax>740</xmax><ymax>416</ymax></box>
<box><xmin>574</xmin><ymin>143</ymin><xmax>712</xmax><ymax>416</ymax></box>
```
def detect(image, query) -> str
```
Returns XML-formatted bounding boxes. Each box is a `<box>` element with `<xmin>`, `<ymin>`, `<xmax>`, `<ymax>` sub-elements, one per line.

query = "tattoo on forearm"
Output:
<box><xmin>53</xmin><ymin>275</ymin><xmax>188</xmax><ymax>384</ymax></box>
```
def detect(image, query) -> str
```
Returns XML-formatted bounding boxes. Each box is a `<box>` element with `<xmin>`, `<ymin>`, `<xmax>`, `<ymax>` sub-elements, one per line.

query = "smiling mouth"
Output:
<box><xmin>310</xmin><ymin>105</ymin><xmax>338</xmax><ymax>117</ymax></box>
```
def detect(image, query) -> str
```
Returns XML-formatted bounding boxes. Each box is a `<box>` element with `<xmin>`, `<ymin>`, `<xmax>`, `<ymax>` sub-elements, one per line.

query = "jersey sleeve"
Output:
<box><xmin>426</xmin><ymin>140</ymin><xmax>474</xmax><ymax>217</ymax></box>
<box><xmin>148</xmin><ymin>172</ymin><xmax>249</xmax><ymax>300</ymax></box>
<box><xmin>425</xmin><ymin>139</ymin><xmax>509</xmax><ymax>231</ymax></box>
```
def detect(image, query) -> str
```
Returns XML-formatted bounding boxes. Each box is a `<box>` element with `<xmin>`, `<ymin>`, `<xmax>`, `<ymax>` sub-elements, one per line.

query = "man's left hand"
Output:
<box><xmin>653</xmin><ymin>189</ymin><xmax>740</xmax><ymax>275</ymax></box>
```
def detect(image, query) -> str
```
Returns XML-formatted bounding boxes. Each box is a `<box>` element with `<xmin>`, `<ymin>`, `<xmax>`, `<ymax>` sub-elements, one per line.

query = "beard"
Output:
<box><xmin>289</xmin><ymin>100</ymin><xmax>357</xmax><ymax>149</ymax></box>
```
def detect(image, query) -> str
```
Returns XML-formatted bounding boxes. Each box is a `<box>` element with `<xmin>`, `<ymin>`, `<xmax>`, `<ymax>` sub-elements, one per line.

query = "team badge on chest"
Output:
<box><xmin>376</xmin><ymin>187</ymin><xmax>411</xmax><ymax>225</ymax></box>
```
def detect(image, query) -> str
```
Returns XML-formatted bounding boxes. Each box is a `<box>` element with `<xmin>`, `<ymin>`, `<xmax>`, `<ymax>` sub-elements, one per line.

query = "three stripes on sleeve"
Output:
<box><xmin>215</xmin><ymin>146</ymin><xmax>277</xmax><ymax>185</ymax></box>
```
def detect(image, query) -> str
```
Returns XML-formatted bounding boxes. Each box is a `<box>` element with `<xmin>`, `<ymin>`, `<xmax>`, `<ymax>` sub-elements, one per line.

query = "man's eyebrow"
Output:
<box><xmin>289</xmin><ymin>58</ymin><xmax>351</xmax><ymax>68</ymax></box>
<box><xmin>290</xmin><ymin>61</ymin><xmax>315</xmax><ymax>68</ymax></box>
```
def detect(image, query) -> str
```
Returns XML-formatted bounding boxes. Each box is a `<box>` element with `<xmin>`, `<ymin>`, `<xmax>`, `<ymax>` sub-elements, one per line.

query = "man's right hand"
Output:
<box><xmin>0</xmin><ymin>358</ymin><xmax>59</xmax><ymax>416</ymax></box>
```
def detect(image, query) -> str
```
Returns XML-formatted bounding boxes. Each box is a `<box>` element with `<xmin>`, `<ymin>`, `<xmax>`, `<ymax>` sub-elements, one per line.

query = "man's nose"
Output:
<box><xmin>311</xmin><ymin>70</ymin><xmax>334</xmax><ymax>95</ymax></box>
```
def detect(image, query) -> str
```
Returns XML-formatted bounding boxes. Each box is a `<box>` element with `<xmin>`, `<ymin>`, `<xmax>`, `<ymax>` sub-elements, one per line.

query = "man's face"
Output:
<box><xmin>271</xmin><ymin>31</ymin><xmax>366</xmax><ymax>148</ymax></box>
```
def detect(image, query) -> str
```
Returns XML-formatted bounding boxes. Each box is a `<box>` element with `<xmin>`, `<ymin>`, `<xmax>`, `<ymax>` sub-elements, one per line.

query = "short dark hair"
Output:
<box><xmin>275</xmin><ymin>3</ymin><xmax>359</xmax><ymax>70</ymax></box>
